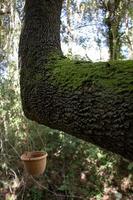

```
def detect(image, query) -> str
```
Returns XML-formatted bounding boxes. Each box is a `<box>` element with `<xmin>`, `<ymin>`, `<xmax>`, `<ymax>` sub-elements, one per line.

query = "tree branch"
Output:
<box><xmin>19</xmin><ymin>0</ymin><xmax>133</xmax><ymax>161</ymax></box>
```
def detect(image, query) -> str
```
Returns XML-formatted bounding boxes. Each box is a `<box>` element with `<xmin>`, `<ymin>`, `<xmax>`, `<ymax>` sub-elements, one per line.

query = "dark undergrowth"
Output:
<box><xmin>0</xmin><ymin>116</ymin><xmax>133</xmax><ymax>200</ymax></box>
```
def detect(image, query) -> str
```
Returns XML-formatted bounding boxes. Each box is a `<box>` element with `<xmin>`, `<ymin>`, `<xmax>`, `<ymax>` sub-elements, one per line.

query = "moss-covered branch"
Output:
<box><xmin>20</xmin><ymin>57</ymin><xmax>133</xmax><ymax>161</ymax></box>
<box><xmin>50</xmin><ymin>59</ymin><xmax>133</xmax><ymax>93</ymax></box>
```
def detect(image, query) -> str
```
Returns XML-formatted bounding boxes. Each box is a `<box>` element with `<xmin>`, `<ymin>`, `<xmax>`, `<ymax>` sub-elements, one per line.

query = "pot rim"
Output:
<box><xmin>21</xmin><ymin>151</ymin><xmax>48</xmax><ymax>161</ymax></box>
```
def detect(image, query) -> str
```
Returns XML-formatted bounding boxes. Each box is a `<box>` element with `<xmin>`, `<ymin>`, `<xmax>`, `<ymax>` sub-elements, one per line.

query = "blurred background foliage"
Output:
<box><xmin>0</xmin><ymin>0</ymin><xmax>133</xmax><ymax>199</ymax></box>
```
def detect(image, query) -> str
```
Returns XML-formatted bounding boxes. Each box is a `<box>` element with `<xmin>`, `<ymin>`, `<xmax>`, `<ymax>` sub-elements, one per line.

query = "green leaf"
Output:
<box><xmin>127</xmin><ymin>162</ymin><xmax>133</xmax><ymax>171</ymax></box>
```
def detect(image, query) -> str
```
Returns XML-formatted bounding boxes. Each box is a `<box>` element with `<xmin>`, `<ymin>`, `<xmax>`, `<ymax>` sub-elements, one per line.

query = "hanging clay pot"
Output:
<box><xmin>21</xmin><ymin>151</ymin><xmax>48</xmax><ymax>176</ymax></box>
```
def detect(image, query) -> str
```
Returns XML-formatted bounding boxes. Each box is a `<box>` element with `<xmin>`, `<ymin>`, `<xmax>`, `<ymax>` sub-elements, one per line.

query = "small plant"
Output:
<box><xmin>27</xmin><ymin>187</ymin><xmax>43</xmax><ymax>200</ymax></box>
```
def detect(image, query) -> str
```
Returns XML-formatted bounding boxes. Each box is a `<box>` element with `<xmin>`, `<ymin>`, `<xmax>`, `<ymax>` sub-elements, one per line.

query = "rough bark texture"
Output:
<box><xmin>19</xmin><ymin>0</ymin><xmax>133</xmax><ymax>161</ymax></box>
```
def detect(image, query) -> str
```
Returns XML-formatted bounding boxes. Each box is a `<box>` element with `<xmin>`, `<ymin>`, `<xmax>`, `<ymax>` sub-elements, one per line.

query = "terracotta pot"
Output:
<box><xmin>21</xmin><ymin>151</ymin><xmax>47</xmax><ymax>176</ymax></box>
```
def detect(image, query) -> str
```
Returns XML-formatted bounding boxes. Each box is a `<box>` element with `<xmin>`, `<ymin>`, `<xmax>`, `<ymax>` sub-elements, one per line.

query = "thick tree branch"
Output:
<box><xmin>19</xmin><ymin>0</ymin><xmax>133</xmax><ymax>161</ymax></box>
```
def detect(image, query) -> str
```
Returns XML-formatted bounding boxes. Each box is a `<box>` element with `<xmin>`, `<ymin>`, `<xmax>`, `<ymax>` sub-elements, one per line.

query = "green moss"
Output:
<box><xmin>35</xmin><ymin>73</ymin><xmax>43</xmax><ymax>81</ymax></box>
<box><xmin>50</xmin><ymin>58</ymin><xmax>133</xmax><ymax>93</ymax></box>
<box><xmin>22</xmin><ymin>54</ymin><xmax>133</xmax><ymax>94</ymax></box>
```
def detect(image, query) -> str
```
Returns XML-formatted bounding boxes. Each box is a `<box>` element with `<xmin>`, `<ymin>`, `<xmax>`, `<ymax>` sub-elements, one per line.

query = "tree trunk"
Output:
<box><xmin>105</xmin><ymin>7</ymin><xmax>120</xmax><ymax>60</ymax></box>
<box><xmin>104</xmin><ymin>0</ymin><xmax>130</xmax><ymax>61</ymax></box>
<box><xmin>19</xmin><ymin>0</ymin><xmax>133</xmax><ymax>161</ymax></box>
<box><xmin>108</xmin><ymin>25</ymin><xmax>120</xmax><ymax>61</ymax></box>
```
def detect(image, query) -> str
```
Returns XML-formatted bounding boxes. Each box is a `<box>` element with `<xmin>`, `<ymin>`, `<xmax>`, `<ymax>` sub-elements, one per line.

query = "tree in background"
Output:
<box><xmin>62</xmin><ymin>0</ymin><xmax>133</xmax><ymax>60</ymax></box>
<box><xmin>97</xmin><ymin>0</ymin><xmax>132</xmax><ymax>60</ymax></box>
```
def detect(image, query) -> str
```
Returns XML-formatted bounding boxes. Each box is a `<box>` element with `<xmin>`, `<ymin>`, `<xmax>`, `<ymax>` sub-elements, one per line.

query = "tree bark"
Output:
<box><xmin>19</xmin><ymin>0</ymin><xmax>133</xmax><ymax>161</ymax></box>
